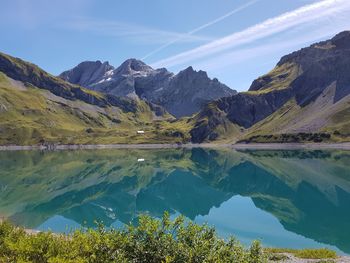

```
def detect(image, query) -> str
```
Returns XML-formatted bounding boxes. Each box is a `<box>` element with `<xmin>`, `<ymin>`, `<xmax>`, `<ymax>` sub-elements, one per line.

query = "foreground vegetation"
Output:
<box><xmin>0</xmin><ymin>214</ymin><xmax>339</xmax><ymax>263</ymax></box>
<box><xmin>1</xmin><ymin>213</ymin><xmax>266</xmax><ymax>263</ymax></box>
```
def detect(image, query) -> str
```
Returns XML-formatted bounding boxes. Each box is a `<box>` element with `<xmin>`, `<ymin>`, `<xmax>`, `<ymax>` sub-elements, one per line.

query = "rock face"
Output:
<box><xmin>251</xmin><ymin>31</ymin><xmax>350</xmax><ymax>105</ymax></box>
<box><xmin>190</xmin><ymin>31</ymin><xmax>350</xmax><ymax>142</ymax></box>
<box><xmin>60</xmin><ymin>60</ymin><xmax>236</xmax><ymax>117</ymax></box>
<box><xmin>161</xmin><ymin>67</ymin><xmax>235</xmax><ymax>118</ymax></box>
<box><xmin>59</xmin><ymin>61</ymin><xmax>114</xmax><ymax>88</ymax></box>
<box><xmin>216</xmin><ymin>89</ymin><xmax>293</xmax><ymax>129</ymax></box>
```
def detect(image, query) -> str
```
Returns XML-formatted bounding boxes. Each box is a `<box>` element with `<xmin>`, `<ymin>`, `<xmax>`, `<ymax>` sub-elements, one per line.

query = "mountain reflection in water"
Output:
<box><xmin>0</xmin><ymin>148</ymin><xmax>349</xmax><ymax>254</ymax></box>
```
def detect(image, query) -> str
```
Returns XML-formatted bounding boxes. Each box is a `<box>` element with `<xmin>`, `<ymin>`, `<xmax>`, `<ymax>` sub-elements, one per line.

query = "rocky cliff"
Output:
<box><xmin>60</xmin><ymin>60</ymin><xmax>236</xmax><ymax>117</ymax></box>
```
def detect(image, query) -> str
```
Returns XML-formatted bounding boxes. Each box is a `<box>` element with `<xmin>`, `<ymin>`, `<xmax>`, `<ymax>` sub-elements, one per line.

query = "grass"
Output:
<box><xmin>266</xmin><ymin>248</ymin><xmax>337</xmax><ymax>259</ymax></box>
<box><xmin>295</xmin><ymin>249</ymin><xmax>337</xmax><ymax>259</ymax></box>
<box><xmin>245</xmin><ymin>62</ymin><xmax>299</xmax><ymax>94</ymax></box>
<box><xmin>241</xmin><ymin>95</ymin><xmax>350</xmax><ymax>143</ymax></box>
<box><xmin>238</xmin><ymin>132</ymin><xmax>333</xmax><ymax>144</ymax></box>
<box><xmin>327</xmin><ymin>106</ymin><xmax>350</xmax><ymax>140</ymax></box>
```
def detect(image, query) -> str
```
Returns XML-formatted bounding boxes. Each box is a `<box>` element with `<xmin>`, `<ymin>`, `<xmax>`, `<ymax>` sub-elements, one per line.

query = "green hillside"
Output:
<box><xmin>0</xmin><ymin>53</ymin><xmax>192</xmax><ymax>145</ymax></box>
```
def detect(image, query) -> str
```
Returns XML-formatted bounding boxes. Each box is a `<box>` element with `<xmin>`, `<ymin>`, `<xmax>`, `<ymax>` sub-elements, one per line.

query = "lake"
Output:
<box><xmin>0</xmin><ymin>148</ymin><xmax>349</xmax><ymax>255</ymax></box>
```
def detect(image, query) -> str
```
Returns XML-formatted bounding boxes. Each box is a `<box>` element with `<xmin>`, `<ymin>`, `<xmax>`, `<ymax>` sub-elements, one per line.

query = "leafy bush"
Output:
<box><xmin>0</xmin><ymin>213</ymin><xmax>269</xmax><ymax>263</ymax></box>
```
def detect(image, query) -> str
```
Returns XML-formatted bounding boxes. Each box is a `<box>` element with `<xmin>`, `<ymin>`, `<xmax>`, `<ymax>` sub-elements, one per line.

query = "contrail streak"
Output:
<box><xmin>151</xmin><ymin>0</ymin><xmax>350</xmax><ymax>69</ymax></box>
<box><xmin>142</xmin><ymin>0</ymin><xmax>259</xmax><ymax>60</ymax></box>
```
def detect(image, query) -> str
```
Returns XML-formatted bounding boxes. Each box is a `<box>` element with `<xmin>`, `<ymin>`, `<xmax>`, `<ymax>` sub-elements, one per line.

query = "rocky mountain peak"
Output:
<box><xmin>59</xmin><ymin>59</ymin><xmax>236</xmax><ymax>117</ymax></box>
<box><xmin>330</xmin><ymin>30</ymin><xmax>350</xmax><ymax>48</ymax></box>
<box><xmin>116</xmin><ymin>58</ymin><xmax>154</xmax><ymax>75</ymax></box>
<box><xmin>276</xmin><ymin>31</ymin><xmax>350</xmax><ymax>68</ymax></box>
<box><xmin>177</xmin><ymin>66</ymin><xmax>209</xmax><ymax>80</ymax></box>
<box><xmin>59</xmin><ymin>60</ymin><xmax>114</xmax><ymax>87</ymax></box>
<box><xmin>183</xmin><ymin>66</ymin><xmax>194</xmax><ymax>73</ymax></box>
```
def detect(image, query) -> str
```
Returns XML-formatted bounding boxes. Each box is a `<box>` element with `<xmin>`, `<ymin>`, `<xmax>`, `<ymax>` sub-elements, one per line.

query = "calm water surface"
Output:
<box><xmin>0</xmin><ymin>148</ymin><xmax>349</xmax><ymax>254</ymax></box>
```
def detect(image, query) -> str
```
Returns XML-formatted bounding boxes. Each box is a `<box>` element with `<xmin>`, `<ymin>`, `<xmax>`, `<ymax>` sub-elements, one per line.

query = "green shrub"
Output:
<box><xmin>249</xmin><ymin>240</ymin><xmax>266</xmax><ymax>263</ymax></box>
<box><xmin>0</xmin><ymin>213</ymin><xmax>267</xmax><ymax>263</ymax></box>
<box><xmin>0</xmin><ymin>217</ymin><xmax>338</xmax><ymax>262</ymax></box>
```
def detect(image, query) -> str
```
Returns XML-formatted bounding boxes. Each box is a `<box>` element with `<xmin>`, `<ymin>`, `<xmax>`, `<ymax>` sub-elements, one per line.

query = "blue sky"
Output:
<box><xmin>1</xmin><ymin>0</ymin><xmax>350</xmax><ymax>91</ymax></box>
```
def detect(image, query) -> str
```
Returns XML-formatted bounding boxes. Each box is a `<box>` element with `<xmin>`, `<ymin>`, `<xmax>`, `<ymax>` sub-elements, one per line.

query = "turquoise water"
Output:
<box><xmin>0</xmin><ymin>148</ymin><xmax>349</xmax><ymax>254</ymax></box>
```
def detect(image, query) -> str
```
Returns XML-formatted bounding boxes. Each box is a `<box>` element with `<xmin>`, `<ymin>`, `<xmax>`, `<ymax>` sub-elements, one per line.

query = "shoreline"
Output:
<box><xmin>0</xmin><ymin>142</ymin><xmax>350</xmax><ymax>151</ymax></box>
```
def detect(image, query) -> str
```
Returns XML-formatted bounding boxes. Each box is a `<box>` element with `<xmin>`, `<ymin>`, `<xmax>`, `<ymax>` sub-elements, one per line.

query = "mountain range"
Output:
<box><xmin>0</xmin><ymin>52</ymin><xmax>192</xmax><ymax>145</ymax></box>
<box><xmin>59</xmin><ymin>59</ymin><xmax>236</xmax><ymax>118</ymax></box>
<box><xmin>0</xmin><ymin>31</ymin><xmax>350</xmax><ymax>145</ymax></box>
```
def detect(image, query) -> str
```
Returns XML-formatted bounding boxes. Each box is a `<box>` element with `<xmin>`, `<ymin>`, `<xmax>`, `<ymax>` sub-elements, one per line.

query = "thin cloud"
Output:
<box><xmin>193</xmin><ymin>16</ymin><xmax>350</xmax><ymax>72</ymax></box>
<box><xmin>142</xmin><ymin>0</ymin><xmax>259</xmax><ymax>60</ymax></box>
<box><xmin>62</xmin><ymin>18</ymin><xmax>212</xmax><ymax>45</ymax></box>
<box><xmin>151</xmin><ymin>0</ymin><xmax>350</xmax><ymax>68</ymax></box>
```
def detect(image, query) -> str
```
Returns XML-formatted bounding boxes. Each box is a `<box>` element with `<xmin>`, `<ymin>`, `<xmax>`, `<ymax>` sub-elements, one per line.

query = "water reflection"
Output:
<box><xmin>0</xmin><ymin>148</ymin><xmax>349</xmax><ymax>254</ymax></box>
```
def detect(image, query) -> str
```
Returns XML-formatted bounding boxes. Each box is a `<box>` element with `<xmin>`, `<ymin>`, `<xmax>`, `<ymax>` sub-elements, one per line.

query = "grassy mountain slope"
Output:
<box><xmin>190</xmin><ymin>102</ymin><xmax>243</xmax><ymax>143</ymax></box>
<box><xmin>190</xmin><ymin>31</ymin><xmax>350</xmax><ymax>143</ymax></box>
<box><xmin>0</xmin><ymin>53</ymin><xmax>192</xmax><ymax>145</ymax></box>
<box><xmin>244</xmin><ymin>85</ymin><xmax>350</xmax><ymax>143</ymax></box>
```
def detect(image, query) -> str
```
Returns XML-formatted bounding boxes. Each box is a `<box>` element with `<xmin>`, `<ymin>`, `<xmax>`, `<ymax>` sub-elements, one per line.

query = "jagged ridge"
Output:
<box><xmin>60</xmin><ymin>60</ymin><xmax>236</xmax><ymax>117</ymax></box>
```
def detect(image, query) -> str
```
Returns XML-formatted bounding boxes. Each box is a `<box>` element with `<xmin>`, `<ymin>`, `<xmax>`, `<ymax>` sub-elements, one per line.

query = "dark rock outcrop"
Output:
<box><xmin>218</xmin><ymin>89</ymin><xmax>294</xmax><ymax>128</ymax></box>
<box><xmin>60</xmin><ymin>61</ymin><xmax>114</xmax><ymax>87</ymax></box>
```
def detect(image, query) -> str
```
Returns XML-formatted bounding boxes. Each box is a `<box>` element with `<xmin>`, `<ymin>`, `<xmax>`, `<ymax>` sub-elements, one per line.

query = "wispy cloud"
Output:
<box><xmin>141</xmin><ymin>0</ymin><xmax>259</xmax><ymax>60</ymax></box>
<box><xmin>62</xmin><ymin>18</ymin><xmax>212</xmax><ymax>45</ymax></box>
<box><xmin>193</xmin><ymin>17</ymin><xmax>350</xmax><ymax>72</ymax></box>
<box><xmin>151</xmin><ymin>0</ymin><xmax>350</xmax><ymax>68</ymax></box>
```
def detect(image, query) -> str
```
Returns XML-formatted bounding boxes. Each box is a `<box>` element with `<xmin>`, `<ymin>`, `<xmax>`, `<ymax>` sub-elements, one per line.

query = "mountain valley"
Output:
<box><xmin>1</xmin><ymin>31</ymin><xmax>350</xmax><ymax>145</ymax></box>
